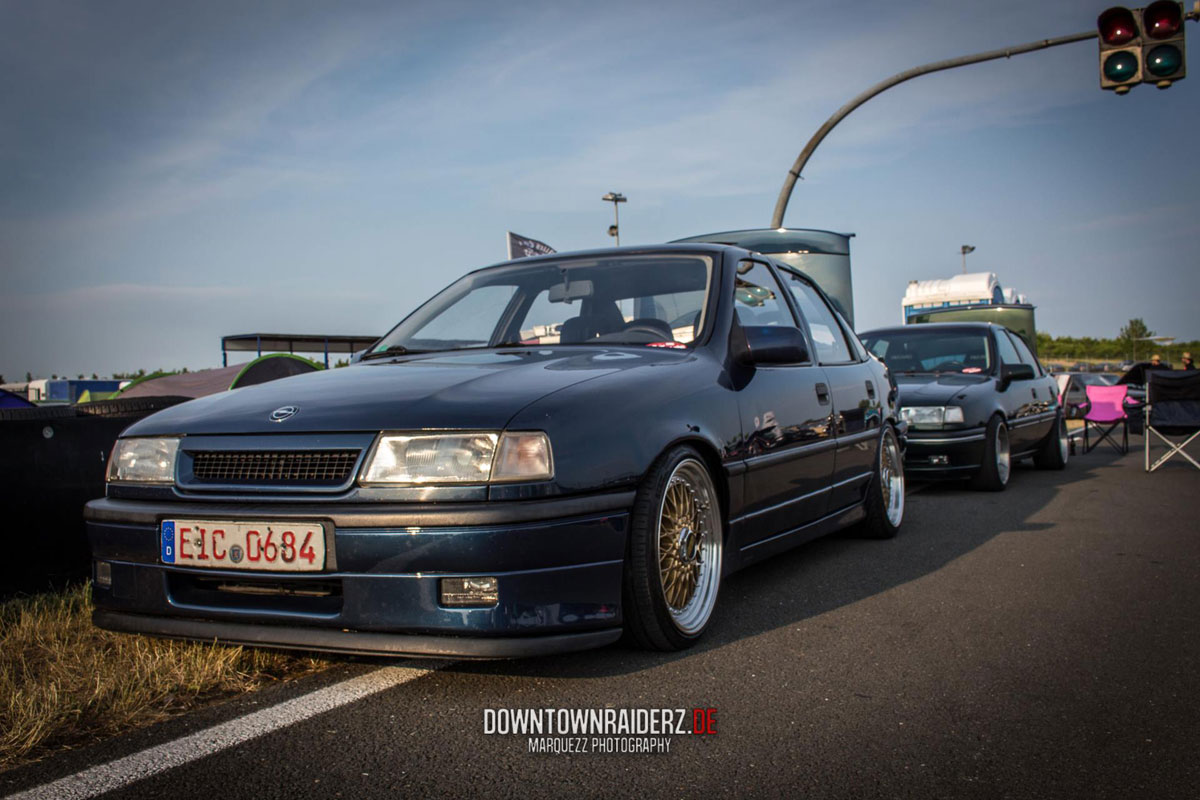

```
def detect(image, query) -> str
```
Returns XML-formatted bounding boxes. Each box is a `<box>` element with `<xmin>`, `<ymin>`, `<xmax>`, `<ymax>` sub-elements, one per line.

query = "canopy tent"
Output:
<box><xmin>117</xmin><ymin>353</ymin><xmax>321</xmax><ymax>399</ymax></box>
<box><xmin>0</xmin><ymin>388</ymin><xmax>34</xmax><ymax>409</ymax></box>
<box><xmin>221</xmin><ymin>332</ymin><xmax>381</xmax><ymax>368</ymax></box>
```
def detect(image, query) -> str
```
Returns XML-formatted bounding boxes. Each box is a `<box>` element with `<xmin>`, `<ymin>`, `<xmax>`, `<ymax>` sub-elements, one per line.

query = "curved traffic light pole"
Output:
<box><xmin>769</xmin><ymin>31</ymin><xmax>1100</xmax><ymax>228</ymax></box>
<box><xmin>772</xmin><ymin>8</ymin><xmax>1200</xmax><ymax>228</ymax></box>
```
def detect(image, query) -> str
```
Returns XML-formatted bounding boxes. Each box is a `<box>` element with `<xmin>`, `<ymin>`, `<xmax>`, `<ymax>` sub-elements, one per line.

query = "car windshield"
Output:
<box><xmin>366</xmin><ymin>254</ymin><xmax>714</xmax><ymax>357</ymax></box>
<box><xmin>862</xmin><ymin>330</ymin><xmax>992</xmax><ymax>374</ymax></box>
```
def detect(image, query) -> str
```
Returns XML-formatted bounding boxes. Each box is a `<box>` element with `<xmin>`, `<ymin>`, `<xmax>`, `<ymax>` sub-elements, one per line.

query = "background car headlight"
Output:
<box><xmin>361</xmin><ymin>432</ymin><xmax>553</xmax><ymax>485</ymax></box>
<box><xmin>107</xmin><ymin>437</ymin><xmax>179</xmax><ymax>484</ymax></box>
<box><xmin>900</xmin><ymin>406</ymin><xmax>964</xmax><ymax>430</ymax></box>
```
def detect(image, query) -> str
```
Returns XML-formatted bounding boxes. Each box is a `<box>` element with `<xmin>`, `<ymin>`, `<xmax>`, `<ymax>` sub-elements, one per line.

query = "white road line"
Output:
<box><xmin>7</xmin><ymin>665</ymin><xmax>433</xmax><ymax>800</ymax></box>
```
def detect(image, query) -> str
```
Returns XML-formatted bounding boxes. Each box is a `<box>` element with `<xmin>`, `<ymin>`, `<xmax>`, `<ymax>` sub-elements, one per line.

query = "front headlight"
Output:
<box><xmin>107</xmin><ymin>437</ymin><xmax>180</xmax><ymax>484</ymax></box>
<box><xmin>900</xmin><ymin>406</ymin><xmax>964</xmax><ymax>430</ymax></box>
<box><xmin>360</xmin><ymin>431</ymin><xmax>553</xmax><ymax>485</ymax></box>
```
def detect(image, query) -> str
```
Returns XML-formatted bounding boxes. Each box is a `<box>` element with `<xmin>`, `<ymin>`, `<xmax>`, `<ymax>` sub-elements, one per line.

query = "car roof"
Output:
<box><xmin>859</xmin><ymin>322</ymin><xmax>999</xmax><ymax>336</ymax></box>
<box><xmin>468</xmin><ymin>243</ymin><xmax>747</xmax><ymax>275</ymax></box>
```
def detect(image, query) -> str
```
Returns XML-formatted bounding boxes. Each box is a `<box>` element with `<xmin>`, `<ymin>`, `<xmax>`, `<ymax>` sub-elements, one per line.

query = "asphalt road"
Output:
<box><xmin>5</xmin><ymin>440</ymin><xmax>1199</xmax><ymax>799</ymax></box>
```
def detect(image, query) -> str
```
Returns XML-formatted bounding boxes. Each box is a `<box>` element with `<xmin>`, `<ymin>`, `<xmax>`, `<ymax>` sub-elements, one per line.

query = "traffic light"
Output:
<box><xmin>1098</xmin><ymin>6</ymin><xmax>1141</xmax><ymax>92</ymax></box>
<box><xmin>1142</xmin><ymin>0</ymin><xmax>1187</xmax><ymax>86</ymax></box>
<box><xmin>1097</xmin><ymin>2</ymin><xmax>1188</xmax><ymax>94</ymax></box>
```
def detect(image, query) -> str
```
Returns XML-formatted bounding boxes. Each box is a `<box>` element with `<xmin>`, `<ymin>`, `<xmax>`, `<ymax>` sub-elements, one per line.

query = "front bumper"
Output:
<box><xmin>901</xmin><ymin>427</ymin><xmax>987</xmax><ymax>478</ymax></box>
<box><xmin>86</xmin><ymin>491</ymin><xmax>633</xmax><ymax>658</ymax></box>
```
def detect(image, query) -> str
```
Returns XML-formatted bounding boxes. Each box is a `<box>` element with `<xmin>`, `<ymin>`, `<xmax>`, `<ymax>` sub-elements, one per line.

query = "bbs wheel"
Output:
<box><xmin>623</xmin><ymin>446</ymin><xmax>723</xmax><ymax>651</ymax></box>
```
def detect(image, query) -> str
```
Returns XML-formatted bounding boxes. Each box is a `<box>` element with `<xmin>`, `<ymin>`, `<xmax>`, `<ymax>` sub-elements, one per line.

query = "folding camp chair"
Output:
<box><xmin>1144</xmin><ymin>371</ymin><xmax>1200</xmax><ymax>472</ymax></box>
<box><xmin>1081</xmin><ymin>384</ymin><xmax>1130</xmax><ymax>454</ymax></box>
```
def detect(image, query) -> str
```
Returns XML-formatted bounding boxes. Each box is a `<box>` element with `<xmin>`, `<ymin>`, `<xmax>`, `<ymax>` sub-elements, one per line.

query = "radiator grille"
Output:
<box><xmin>190</xmin><ymin>450</ymin><xmax>360</xmax><ymax>484</ymax></box>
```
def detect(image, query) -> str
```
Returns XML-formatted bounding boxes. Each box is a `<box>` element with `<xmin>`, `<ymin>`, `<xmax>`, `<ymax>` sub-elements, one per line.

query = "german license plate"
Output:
<box><xmin>161</xmin><ymin>520</ymin><xmax>326</xmax><ymax>572</ymax></box>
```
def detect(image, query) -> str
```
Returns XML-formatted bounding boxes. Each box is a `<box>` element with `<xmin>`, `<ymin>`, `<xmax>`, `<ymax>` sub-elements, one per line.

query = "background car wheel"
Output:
<box><xmin>1034</xmin><ymin>411</ymin><xmax>1069</xmax><ymax>470</ymax></box>
<box><xmin>972</xmin><ymin>415</ymin><xmax>1010</xmax><ymax>492</ymax></box>
<box><xmin>856</xmin><ymin>424</ymin><xmax>904</xmax><ymax>539</ymax></box>
<box><xmin>623</xmin><ymin>446</ymin><xmax>723</xmax><ymax>651</ymax></box>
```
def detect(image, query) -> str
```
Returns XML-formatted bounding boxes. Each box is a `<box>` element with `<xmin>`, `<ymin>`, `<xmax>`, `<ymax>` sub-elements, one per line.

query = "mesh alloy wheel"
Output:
<box><xmin>655</xmin><ymin>458</ymin><xmax>722</xmax><ymax>635</ymax></box>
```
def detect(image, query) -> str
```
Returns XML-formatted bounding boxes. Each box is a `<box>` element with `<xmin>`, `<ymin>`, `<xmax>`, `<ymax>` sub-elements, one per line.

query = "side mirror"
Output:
<box><xmin>739</xmin><ymin>325</ymin><xmax>810</xmax><ymax>366</ymax></box>
<box><xmin>1000</xmin><ymin>363</ymin><xmax>1035</xmax><ymax>388</ymax></box>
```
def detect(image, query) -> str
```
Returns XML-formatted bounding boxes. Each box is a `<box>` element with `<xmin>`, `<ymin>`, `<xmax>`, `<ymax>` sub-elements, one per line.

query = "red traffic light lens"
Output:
<box><xmin>1098</xmin><ymin>7</ymin><xmax>1138</xmax><ymax>45</ymax></box>
<box><xmin>1143</xmin><ymin>0</ymin><xmax>1183</xmax><ymax>40</ymax></box>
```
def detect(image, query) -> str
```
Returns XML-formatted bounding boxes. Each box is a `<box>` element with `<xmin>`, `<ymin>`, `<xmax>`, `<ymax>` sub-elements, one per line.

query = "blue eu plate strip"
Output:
<box><xmin>161</xmin><ymin>521</ymin><xmax>175</xmax><ymax>563</ymax></box>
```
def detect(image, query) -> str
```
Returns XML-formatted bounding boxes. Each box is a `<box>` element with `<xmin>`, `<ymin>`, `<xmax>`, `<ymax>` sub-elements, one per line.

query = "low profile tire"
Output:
<box><xmin>972</xmin><ymin>415</ymin><xmax>1011</xmax><ymax>492</ymax></box>
<box><xmin>623</xmin><ymin>446</ymin><xmax>723</xmax><ymax>651</ymax></box>
<box><xmin>857</xmin><ymin>424</ymin><xmax>905</xmax><ymax>539</ymax></box>
<box><xmin>1034</xmin><ymin>411</ymin><xmax>1069</xmax><ymax>470</ymax></box>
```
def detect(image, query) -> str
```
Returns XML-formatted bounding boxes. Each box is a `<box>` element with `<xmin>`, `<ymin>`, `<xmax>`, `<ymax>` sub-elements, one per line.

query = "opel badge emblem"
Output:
<box><xmin>270</xmin><ymin>405</ymin><xmax>299</xmax><ymax>422</ymax></box>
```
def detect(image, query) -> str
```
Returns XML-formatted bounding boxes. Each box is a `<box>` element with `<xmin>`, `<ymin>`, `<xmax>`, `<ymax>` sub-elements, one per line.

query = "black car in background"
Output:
<box><xmin>860</xmin><ymin>322</ymin><xmax>1067</xmax><ymax>490</ymax></box>
<box><xmin>87</xmin><ymin>245</ymin><xmax>903</xmax><ymax>658</ymax></box>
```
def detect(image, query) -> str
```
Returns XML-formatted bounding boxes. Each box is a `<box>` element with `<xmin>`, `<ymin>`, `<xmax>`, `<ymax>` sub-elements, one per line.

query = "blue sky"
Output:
<box><xmin>1</xmin><ymin>0</ymin><xmax>1197</xmax><ymax>379</ymax></box>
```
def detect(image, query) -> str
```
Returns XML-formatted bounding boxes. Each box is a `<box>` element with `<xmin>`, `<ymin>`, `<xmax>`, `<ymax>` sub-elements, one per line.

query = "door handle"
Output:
<box><xmin>815</xmin><ymin>383</ymin><xmax>830</xmax><ymax>405</ymax></box>
<box><xmin>865</xmin><ymin>380</ymin><xmax>876</xmax><ymax>400</ymax></box>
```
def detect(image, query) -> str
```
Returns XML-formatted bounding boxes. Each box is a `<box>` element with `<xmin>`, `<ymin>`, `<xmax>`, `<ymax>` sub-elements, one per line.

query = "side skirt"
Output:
<box><xmin>725</xmin><ymin>503</ymin><xmax>866</xmax><ymax>574</ymax></box>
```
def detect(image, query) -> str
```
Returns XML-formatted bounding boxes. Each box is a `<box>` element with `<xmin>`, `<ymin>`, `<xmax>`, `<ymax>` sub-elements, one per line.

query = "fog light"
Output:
<box><xmin>929</xmin><ymin>455</ymin><xmax>949</xmax><ymax>466</ymax></box>
<box><xmin>95</xmin><ymin>561</ymin><xmax>112</xmax><ymax>588</ymax></box>
<box><xmin>440</xmin><ymin>577</ymin><xmax>499</xmax><ymax>607</ymax></box>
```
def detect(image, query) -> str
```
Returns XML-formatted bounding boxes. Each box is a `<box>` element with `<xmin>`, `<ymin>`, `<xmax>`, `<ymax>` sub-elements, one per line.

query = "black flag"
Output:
<box><xmin>507</xmin><ymin>231</ymin><xmax>556</xmax><ymax>260</ymax></box>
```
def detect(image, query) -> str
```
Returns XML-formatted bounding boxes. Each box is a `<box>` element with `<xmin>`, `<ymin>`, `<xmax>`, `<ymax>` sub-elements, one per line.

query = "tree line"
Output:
<box><xmin>1037</xmin><ymin>319</ymin><xmax>1197</xmax><ymax>362</ymax></box>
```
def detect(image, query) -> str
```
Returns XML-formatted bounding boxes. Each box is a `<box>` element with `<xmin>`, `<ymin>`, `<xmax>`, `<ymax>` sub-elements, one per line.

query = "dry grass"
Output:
<box><xmin>0</xmin><ymin>583</ymin><xmax>331</xmax><ymax>772</ymax></box>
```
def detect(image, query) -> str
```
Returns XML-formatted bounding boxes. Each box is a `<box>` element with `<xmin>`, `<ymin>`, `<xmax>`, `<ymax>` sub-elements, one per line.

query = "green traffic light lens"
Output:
<box><xmin>1103</xmin><ymin>51</ymin><xmax>1139</xmax><ymax>82</ymax></box>
<box><xmin>1145</xmin><ymin>44</ymin><xmax>1182</xmax><ymax>77</ymax></box>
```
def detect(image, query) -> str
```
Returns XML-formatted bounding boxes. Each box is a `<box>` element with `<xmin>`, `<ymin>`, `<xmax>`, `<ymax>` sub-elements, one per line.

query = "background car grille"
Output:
<box><xmin>190</xmin><ymin>450</ymin><xmax>360</xmax><ymax>484</ymax></box>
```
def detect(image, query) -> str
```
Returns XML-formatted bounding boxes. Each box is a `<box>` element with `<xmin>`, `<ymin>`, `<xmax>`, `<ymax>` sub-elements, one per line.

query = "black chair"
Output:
<box><xmin>1144</xmin><ymin>371</ymin><xmax>1200</xmax><ymax>472</ymax></box>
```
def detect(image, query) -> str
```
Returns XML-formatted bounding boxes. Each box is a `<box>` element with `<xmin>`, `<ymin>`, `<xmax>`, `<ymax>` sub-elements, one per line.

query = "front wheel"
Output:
<box><xmin>1034</xmin><ymin>411</ymin><xmax>1069</xmax><ymax>470</ymax></box>
<box><xmin>857</xmin><ymin>424</ymin><xmax>904</xmax><ymax>539</ymax></box>
<box><xmin>972</xmin><ymin>415</ymin><xmax>1011</xmax><ymax>491</ymax></box>
<box><xmin>623</xmin><ymin>447</ymin><xmax>723</xmax><ymax>651</ymax></box>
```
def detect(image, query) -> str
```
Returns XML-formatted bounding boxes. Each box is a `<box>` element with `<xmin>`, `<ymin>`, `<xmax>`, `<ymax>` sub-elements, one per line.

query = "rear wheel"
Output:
<box><xmin>972</xmin><ymin>415</ymin><xmax>1010</xmax><ymax>492</ymax></box>
<box><xmin>1034</xmin><ymin>411</ymin><xmax>1069</xmax><ymax>470</ymax></box>
<box><xmin>623</xmin><ymin>446</ymin><xmax>723</xmax><ymax>651</ymax></box>
<box><xmin>857</xmin><ymin>424</ymin><xmax>904</xmax><ymax>539</ymax></box>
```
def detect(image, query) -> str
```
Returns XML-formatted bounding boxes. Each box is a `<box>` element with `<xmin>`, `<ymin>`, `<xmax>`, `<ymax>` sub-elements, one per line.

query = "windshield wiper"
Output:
<box><xmin>360</xmin><ymin>345</ymin><xmax>425</xmax><ymax>361</ymax></box>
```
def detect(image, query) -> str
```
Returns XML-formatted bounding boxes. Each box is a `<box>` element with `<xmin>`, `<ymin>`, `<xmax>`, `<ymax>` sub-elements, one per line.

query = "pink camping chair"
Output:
<box><xmin>1081</xmin><ymin>384</ymin><xmax>1130</xmax><ymax>454</ymax></box>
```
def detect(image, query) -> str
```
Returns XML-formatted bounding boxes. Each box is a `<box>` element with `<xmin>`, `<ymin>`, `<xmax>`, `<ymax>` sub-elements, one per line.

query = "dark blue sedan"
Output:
<box><xmin>88</xmin><ymin>245</ymin><xmax>903</xmax><ymax>657</ymax></box>
<box><xmin>860</xmin><ymin>322</ymin><xmax>1068</xmax><ymax>490</ymax></box>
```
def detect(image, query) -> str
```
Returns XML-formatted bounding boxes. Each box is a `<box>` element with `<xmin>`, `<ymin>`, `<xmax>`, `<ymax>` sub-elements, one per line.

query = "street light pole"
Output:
<box><xmin>769</xmin><ymin>30</ymin><xmax>1100</xmax><ymax>228</ymax></box>
<box><xmin>602</xmin><ymin>192</ymin><xmax>626</xmax><ymax>246</ymax></box>
<box><xmin>961</xmin><ymin>244</ymin><xmax>976</xmax><ymax>274</ymax></box>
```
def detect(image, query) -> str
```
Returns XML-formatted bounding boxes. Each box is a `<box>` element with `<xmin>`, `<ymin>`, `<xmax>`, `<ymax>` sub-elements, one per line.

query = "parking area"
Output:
<box><xmin>4</xmin><ymin>436</ymin><xmax>1197</xmax><ymax>799</ymax></box>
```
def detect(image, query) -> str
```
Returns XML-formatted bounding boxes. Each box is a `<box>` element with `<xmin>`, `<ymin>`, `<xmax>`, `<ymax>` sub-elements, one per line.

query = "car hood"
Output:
<box><xmin>893</xmin><ymin>372</ymin><xmax>993</xmax><ymax>406</ymax></box>
<box><xmin>124</xmin><ymin>348</ymin><xmax>683</xmax><ymax>436</ymax></box>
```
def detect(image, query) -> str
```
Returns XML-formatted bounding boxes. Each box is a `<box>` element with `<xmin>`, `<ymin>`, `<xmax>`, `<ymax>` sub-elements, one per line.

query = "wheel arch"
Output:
<box><xmin>650</xmin><ymin>435</ymin><xmax>732</xmax><ymax>542</ymax></box>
